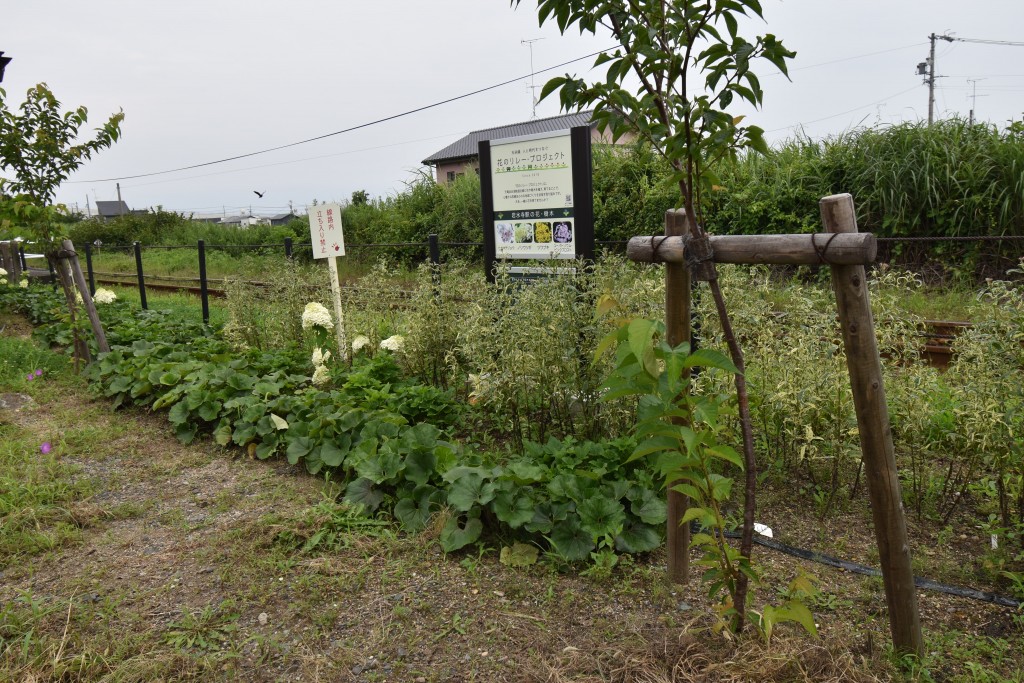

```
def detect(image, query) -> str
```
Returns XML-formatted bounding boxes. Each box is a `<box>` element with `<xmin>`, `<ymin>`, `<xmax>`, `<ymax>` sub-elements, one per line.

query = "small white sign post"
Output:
<box><xmin>309</xmin><ymin>203</ymin><xmax>348</xmax><ymax>361</ymax></box>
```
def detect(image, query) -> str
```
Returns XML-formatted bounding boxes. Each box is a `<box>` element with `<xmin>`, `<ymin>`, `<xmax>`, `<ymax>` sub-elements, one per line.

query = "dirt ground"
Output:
<box><xmin>1</xmin><ymin>318</ymin><xmax>1021</xmax><ymax>682</ymax></box>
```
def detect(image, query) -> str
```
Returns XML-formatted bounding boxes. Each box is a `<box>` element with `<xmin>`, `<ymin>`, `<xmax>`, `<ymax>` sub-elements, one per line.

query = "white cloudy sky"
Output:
<box><xmin>2</xmin><ymin>1</ymin><xmax>1022</xmax><ymax>217</ymax></box>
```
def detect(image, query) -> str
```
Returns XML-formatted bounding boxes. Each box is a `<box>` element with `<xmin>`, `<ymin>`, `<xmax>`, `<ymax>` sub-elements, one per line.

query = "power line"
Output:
<box><xmin>67</xmin><ymin>48</ymin><xmax>614</xmax><ymax>184</ymax></box>
<box><xmin>766</xmin><ymin>84</ymin><xmax>921</xmax><ymax>133</ymax></box>
<box><xmin>120</xmin><ymin>132</ymin><xmax>466</xmax><ymax>190</ymax></box>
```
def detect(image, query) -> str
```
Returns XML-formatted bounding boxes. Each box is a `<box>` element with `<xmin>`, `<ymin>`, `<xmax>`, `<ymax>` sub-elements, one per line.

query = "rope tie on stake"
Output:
<box><xmin>683</xmin><ymin>233</ymin><xmax>716</xmax><ymax>281</ymax></box>
<box><xmin>810</xmin><ymin>232</ymin><xmax>841</xmax><ymax>264</ymax></box>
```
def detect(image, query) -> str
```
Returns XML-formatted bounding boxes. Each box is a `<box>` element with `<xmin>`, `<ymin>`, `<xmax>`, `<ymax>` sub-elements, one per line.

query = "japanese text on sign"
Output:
<box><xmin>309</xmin><ymin>202</ymin><xmax>346</xmax><ymax>259</ymax></box>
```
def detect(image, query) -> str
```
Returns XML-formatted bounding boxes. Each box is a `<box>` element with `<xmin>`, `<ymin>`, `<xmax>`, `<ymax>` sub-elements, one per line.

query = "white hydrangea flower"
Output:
<box><xmin>379</xmin><ymin>335</ymin><xmax>405</xmax><ymax>353</ymax></box>
<box><xmin>301</xmin><ymin>302</ymin><xmax>333</xmax><ymax>330</ymax></box>
<box><xmin>311</xmin><ymin>347</ymin><xmax>331</xmax><ymax>367</ymax></box>
<box><xmin>311</xmin><ymin>364</ymin><xmax>331</xmax><ymax>386</ymax></box>
<box><xmin>75</xmin><ymin>290</ymin><xmax>84</xmax><ymax>304</ymax></box>
<box><xmin>19</xmin><ymin>279</ymin><xmax>28</xmax><ymax>289</ymax></box>
<box><xmin>0</xmin><ymin>278</ymin><xmax>7</xmax><ymax>286</ymax></box>
<box><xmin>351</xmin><ymin>335</ymin><xmax>371</xmax><ymax>353</ymax></box>
<box><xmin>93</xmin><ymin>288</ymin><xmax>117</xmax><ymax>304</ymax></box>
<box><xmin>0</xmin><ymin>267</ymin><xmax>7</xmax><ymax>277</ymax></box>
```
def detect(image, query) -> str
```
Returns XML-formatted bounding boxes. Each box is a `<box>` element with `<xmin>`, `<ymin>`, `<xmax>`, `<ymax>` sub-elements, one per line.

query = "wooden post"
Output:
<box><xmin>664</xmin><ymin>209</ymin><xmax>691</xmax><ymax>584</ymax></box>
<box><xmin>1</xmin><ymin>240</ymin><xmax>21</xmax><ymax>282</ymax></box>
<box><xmin>49</xmin><ymin>251</ymin><xmax>90</xmax><ymax>366</ymax></box>
<box><xmin>820</xmin><ymin>193</ymin><xmax>923</xmax><ymax>658</ymax></box>
<box><xmin>326</xmin><ymin>256</ymin><xmax>348</xmax><ymax>362</ymax></box>
<box><xmin>61</xmin><ymin>240</ymin><xmax>110</xmax><ymax>354</ymax></box>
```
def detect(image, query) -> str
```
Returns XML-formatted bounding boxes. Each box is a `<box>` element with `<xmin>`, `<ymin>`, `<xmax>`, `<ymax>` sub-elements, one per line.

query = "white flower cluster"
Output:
<box><xmin>379</xmin><ymin>335</ymin><xmax>405</xmax><ymax>353</ymax></box>
<box><xmin>19</xmin><ymin>279</ymin><xmax>28</xmax><ymax>289</ymax></box>
<box><xmin>93</xmin><ymin>288</ymin><xmax>117</xmax><ymax>304</ymax></box>
<box><xmin>301</xmin><ymin>302</ymin><xmax>333</xmax><ymax>330</ymax></box>
<box><xmin>351</xmin><ymin>335</ymin><xmax>371</xmax><ymax>354</ymax></box>
<box><xmin>311</xmin><ymin>347</ymin><xmax>331</xmax><ymax>367</ymax></box>
<box><xmin>0</xmin><ymin>267</ymin><xmax>7</xmax><ymax>286</ymax></box>
<box><xmin>75</xmin><ymin>290</ymin><xmax>84</xmax><ymax>304</ymax></box>
<box><xmin>311</xmin><ymin>364</ymin><xmax>331</xmax><ymax>386</ymax></box>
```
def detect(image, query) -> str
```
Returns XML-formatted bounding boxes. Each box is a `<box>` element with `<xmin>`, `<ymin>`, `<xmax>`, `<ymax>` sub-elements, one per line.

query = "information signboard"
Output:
<box><xmin>480</xmin><ymin>126</ymin><xmax>594</xmax><ymax>282</ymax></box>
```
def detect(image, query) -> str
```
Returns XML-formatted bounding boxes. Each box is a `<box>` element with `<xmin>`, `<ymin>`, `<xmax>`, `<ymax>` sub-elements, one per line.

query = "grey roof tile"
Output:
<box><xmin>422</xmin><ymin>110</ymin><xmax>594</xmax><ymax>165</ymax></box>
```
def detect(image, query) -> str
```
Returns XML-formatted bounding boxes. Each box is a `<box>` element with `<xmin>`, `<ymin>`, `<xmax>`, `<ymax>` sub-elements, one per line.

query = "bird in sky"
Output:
<box><xmin>253</xmin><ymin>190</ymin><xmax>265</xmax><ymax>198</ymax></box>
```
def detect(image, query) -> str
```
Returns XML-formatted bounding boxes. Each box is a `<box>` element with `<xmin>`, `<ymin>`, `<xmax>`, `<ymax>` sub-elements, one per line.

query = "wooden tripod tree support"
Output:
<box><xmin>55</xmin><ymin>239</ymin><xmax>110</xmax><ymax>358</ymax></box>
<box><xmin>629</xmin><ymin>197</ymin><xmax>923</xmax><ymax>658</ymax></box>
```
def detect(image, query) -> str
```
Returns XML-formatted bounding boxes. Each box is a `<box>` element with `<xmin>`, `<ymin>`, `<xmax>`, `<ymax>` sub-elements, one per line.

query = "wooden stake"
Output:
<box><xmin>62</xmin><ymin>240</ymin><xmax>110</xmax><ymax>354</ymax></box>
<box><xmin>664</xmin><ymin>209</ymin><xmax>691</xmax><ymax>584</ymax></box>
<box><xmin>820</xmin><ymin>193</ymin><xmax>923</xmax><ymax>658</ymax></box>
<box><xmin>326</xmin><ymin>256</ymin><xmax>348</xmax><ymax>362</ymax></box>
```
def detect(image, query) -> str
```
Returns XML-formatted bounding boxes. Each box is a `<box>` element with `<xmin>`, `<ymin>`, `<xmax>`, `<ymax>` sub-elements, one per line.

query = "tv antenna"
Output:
<box><xmin>522</xmin><ymin>37</ymin><xmax>545</xmax><ymax>118</ymax></box>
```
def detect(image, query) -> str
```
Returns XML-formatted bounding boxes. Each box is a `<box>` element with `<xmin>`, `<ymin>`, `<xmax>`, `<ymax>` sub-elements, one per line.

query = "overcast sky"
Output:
<box><xmin>2</xmin><ymin>1</ymin><xmax>1022</xmax><ymax>217</ymax></box>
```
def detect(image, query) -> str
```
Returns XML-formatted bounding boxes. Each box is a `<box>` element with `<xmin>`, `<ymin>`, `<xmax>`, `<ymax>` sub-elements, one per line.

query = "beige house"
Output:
<box><xmin>421</xmin><ymin>110</ymin><xmax>631</xmax><ymax>184</ymax></box>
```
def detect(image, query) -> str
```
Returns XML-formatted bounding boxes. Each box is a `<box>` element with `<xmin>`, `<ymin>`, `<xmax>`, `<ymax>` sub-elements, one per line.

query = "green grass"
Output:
<box><xmin>102</xmin><ymin>285</ymin><xmax>230</xmax><ymax>328</ymax></box>
<box><xmin>0</xmin><ymin>340</ymin><xmax>93</xmax><ymax>565</ymax></box>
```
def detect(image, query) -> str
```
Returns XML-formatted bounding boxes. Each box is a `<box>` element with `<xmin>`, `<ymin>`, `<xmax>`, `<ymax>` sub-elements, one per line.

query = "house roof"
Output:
<box><xmin>422</xmin><ymin>110</ymin><xmax>595</xmax><ymax>166</ymax></box>
<box><xmin>268</xmin><ymin>213</ymin><xmax>295</xmax><ymax>221</ymax></box>
<box><xmin>95</xmin><ymin>200</ymin><xmax>129</xmax><ymax>217</ymax></box>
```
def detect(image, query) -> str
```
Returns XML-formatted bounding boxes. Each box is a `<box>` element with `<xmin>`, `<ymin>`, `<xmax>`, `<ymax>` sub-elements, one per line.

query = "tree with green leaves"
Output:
<box><xmin>0</xmin><ymin>83</ymin><xmax>123</xmax><ymax>211</ymax></box>
<box><xmin>0</xmin><ymin>82</ymin><xmax>124</xmax><ymax>365</ymax></box>
<box><xmin>515</xmin><ymin>0</ymin><xmax>795</xmax><ymax>632</ymax></box>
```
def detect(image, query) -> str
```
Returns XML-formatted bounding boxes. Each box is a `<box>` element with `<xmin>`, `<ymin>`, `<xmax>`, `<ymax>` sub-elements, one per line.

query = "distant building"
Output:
<box><xmin>421</xmin><ymin>110</ymin><xmax>633</xmax><ymax>184</ymax></box>
<box><xmin>94</xmin><ymin>200</ymin><xmax>130</xmax><ymax>221</ymax></box>
<box><xmin>220</xmin><ymin>214</ymin><xmax>268</xmax><ymax>228</ymax></box>
<box><xmin>268</xmin><ymin>212</ymin><xmax>297</xmax><ymax>226</ymax></box>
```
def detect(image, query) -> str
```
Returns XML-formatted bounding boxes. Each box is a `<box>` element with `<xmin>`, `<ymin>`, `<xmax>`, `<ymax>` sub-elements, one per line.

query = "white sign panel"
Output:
<box><xmin>490</xmin><ymin>130</ymin><xmax>576</xmax><ymax>260</ymax></box>
<box><xmin>309</xmin><ymin>203</ymin><xmax>345</xmax><ymax>259</ymax></box>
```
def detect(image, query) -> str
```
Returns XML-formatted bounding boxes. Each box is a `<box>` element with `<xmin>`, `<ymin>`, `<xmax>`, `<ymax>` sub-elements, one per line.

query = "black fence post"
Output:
<box><xmin>84</xmin><ymin>243</ymin><xmax>96</xmax><ymax>295</ymax></box>
<box><xmin>18</xmin><ymin>244</ymin><xmax>27</xmax><ymax>271</ymax></box>
<box><xmin>284</xmin><ymin>237</ymin><xmax>293</xmax><ymax>260</ymax></box>
<box><xmin>428</xmin><ymin>234</ymin><xmax>443</xmax><ymax>303</ymax></box>
<box><xmin>133</xmin><ymin>241</ymin><xmax>148</xmax><ymax>310</ymax></box>
<box><xmin>198</xmin><ymin>239</ymin><xmax>210</xmax><ymax>325</ymax></box>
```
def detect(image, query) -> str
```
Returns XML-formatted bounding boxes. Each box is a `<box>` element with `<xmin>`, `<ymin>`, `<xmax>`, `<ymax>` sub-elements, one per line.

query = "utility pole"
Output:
<box><xmin>522</xmin><ymin>38</ymin><xmax>544</xmax><ymax>119</ymax></box>
<box><xmin>85</xmin><ymin>195</ymin><xmax>91</xmax><ymax>218</ymax></box>
<box><xmin>919</xmin><ymin>33</ymin><xmax>1024</xmax><ymax>125</ymax></box>
<box><xmin>918</xmin><ymin>33</ymin><xmax>953</xmax><ymax>125</ymax></box>
<box><xmin>116</xmin><ymin>182</ymin><xmax>126</xmax><ymax>215</ymax></box>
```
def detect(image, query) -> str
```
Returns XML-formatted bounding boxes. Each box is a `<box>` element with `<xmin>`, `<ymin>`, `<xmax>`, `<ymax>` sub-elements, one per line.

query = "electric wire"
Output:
<box><xmin>66</xmin><ymin>48</ymin><xmax>617</xmax><ymax>184</ymax></box>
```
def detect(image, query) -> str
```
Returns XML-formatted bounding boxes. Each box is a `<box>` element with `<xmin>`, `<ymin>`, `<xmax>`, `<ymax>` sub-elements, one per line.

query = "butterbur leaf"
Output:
<box><xmin>168</xmin><ymin>400</ymin><xmax>190</xmax><ymax>426</ymax></box>
<box><xmin>286</xmin><ymin>437</ymin><xmax>314</xmax><ymax>464</ymax></box>
<box><xmin>447</xmin><ymin>472</ymin><xmax>496</xmax><ymax>512</ymax></box>
<box><xmin>439</xmin><ymin>513</ymin><xmax>482</xmax><ymax>552</ymax></box>
<box><xmin>548</xmin><ymin>517</ymin><xmax>594</xmax><ymax>562</ymax></box>
<box><xmin>577</xmin><ymin>495</ymin><xmax>626</xmax><ymax>538</ymax></box>
<box><xmin>615</xmin><ymin>521</ymin><xmax>661</xmax><ymax>553</ymax></box>
<box><xmin>213</xmin><ymin>422</ymin><xmax>232</xmax><ymax>446</ymax></box>
<box><xmin>393</xmin><ymin>485</ymin><xmax>442</xmax><ymax>532</ymax></box>
<box><xmin>630</xmin><ymin>489</ymin><xmax>667</xmax><ymax>525</ymax></box>
<box><xmin>174</xmin><ymin>423</ymin><xmax>198</xmax><ymax>445</ymax></box>
<box><xmin>492</xmin><ymin>490</ymin><xmax>536</xmax><ymax>528</ymax></box>
<box><xmin>344</xmin><ymin>478</ymin><xmax>384</xmax><ymax>512</ymax></box>
<box><xmin>403</xmin><ymin>448</ymin><xmax>436</xmax><ymax>486</ymax></box>
<box><xmin>319</xmin><ymin>438</ymin><xmax>348</xmax><ymax>468</ymax></box>
<box><xmin>499</xmin><ymin>542</ymin><xmax>539</xmax><ymax>567</ymax></box>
